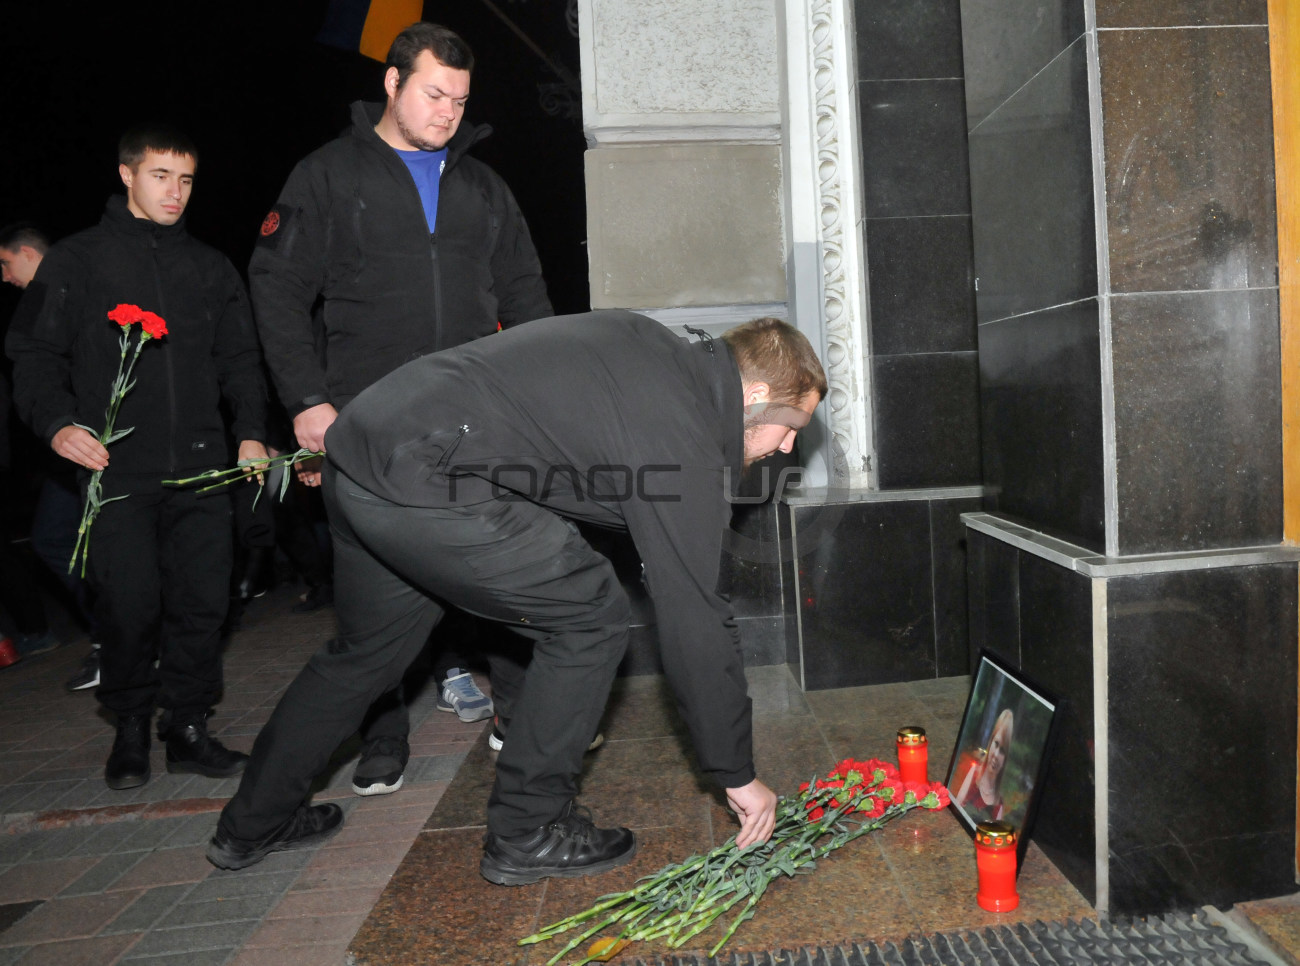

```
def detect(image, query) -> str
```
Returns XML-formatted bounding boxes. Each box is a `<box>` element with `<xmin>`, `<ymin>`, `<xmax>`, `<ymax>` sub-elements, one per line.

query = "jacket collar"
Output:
<box><xmin>350</xmin><ymin>100</ymin><xmax>490</xmax><ymax>170</ymax></box>
<box><xmin>686</xmin><ymin>331</ymin><xmax>745</xmax><ymax>496</ymax></box>
<box><xmin>100</xmin><ymin>194</ymin><xmax>188</xmax><ymax>245</ymax></box>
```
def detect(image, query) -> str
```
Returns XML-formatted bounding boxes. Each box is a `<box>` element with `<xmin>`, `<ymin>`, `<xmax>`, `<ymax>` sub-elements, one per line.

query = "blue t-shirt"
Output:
<box><xmin>393</xmin><ymin>147</ymin><xmax>448</xmax><ymax>233</ymax></box>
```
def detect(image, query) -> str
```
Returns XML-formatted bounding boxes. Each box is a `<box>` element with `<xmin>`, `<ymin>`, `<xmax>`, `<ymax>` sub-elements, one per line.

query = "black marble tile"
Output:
<box><xmin>1100</xmin><ymin>27</ymin><xmax>1277</xmax><ymax>294</ymax></box>
<box><xmin>968</xmin><ymin>36</ymin><xmax>1096</xmax><ymax>324</ymax></box>
<box><xmin>721</xmin><ymin>499</ymin><xmax>784</xmax><ymax>619</ymax></box>
<box><xmin>872</xmin><ymin>352</ymin><xmax>982</xmax><ymax>489</ymax></box>
<box><xmin>931</xmin><ymin>499</ymin><xmax>982</xmax><ymax>678</ymax></box>
<box><xmin>867</xmin><ymin>216</ymin><xmax>977</xmax><ymax>356</ymax></box>
<box><xmin>959</xmin><ymin>0</ymin><xmax>1087</xmax><ymax>129</ymax></box>
<box><xmin>978</xmin><ymin>301</ymin><xmax>1105</xmax><ymax>551</ymax></box>
<box><xmin>966</xmin><ymin>530</ymin><xmax>1020</xmax><ymax>669</ymax></box>
<box><xmin>796</xmin><ymin>500</ymin><xmax>936</xmax><ymax>688</ymax></box>
<box><xmin>1111</xmin><ymin>289</ymin><xmax>1281</xmax><ymax>554</ymax></box>
<box><xmin>1018</xmin><ymin>554</ymin><xmax>1096</xmax><ymax>906</ymax></box>
<box><xmin>1096</xmin><ymin>0</ymin><xmax>1268</xmax><ymax>27</ymax></box>
<box><xmin>861</xmin><ymin>79</ymin><xmax>972</xmax><ymax>218</ymax></box>
<box><xmin>855</xmin><ymin>0</ymin><xmax>965</xmax><ymax>80</ymax></box>
<box><xmin>734</xmin><ymin>616</ymin><xmax>785</xmax><ymax>666</ymax></box>
<box><xmin>1107</xmin><ymin>565</ymin><xmax>1298</xmax><ymax>914</ymax></box>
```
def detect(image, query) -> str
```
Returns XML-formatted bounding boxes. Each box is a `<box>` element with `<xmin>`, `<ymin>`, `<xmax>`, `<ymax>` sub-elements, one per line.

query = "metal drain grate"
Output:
<box><xmin>618</xmin><ymin>910</ymin><xmax>1281</xmax><ymax>966</ymax></box>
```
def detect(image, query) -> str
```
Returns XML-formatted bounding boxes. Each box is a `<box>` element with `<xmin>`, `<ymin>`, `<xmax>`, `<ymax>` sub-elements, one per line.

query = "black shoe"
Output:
<box><xmin>105</xmin><ymin>713</ymin><xmax>152</xmax><ymax>790</ymax></box>
<box><xmin>351</xmin><ymin>735</ymin><xmax>409</xmax><ymax>797</ymax></box>
<box><xmin>292</xmin><ymin>582</ymin><xmax>333</xmax><ymax>613</ymax></box>
<box><xmin>65</xmin><ymin>646</ymin><xmax>100</xmax><ymax>692</ymax></box>
<box><xmin>206</xmin><ymin>803</ymin><xmax>344</xmax><ymax>871</ymax></box>
<box><xmin>480</xmin><ymin>801</ymin><xmax>636</xmax><ymax>886</ymax></box>
<box><xmin>232</xmin><ymin>547</ymin><xmax>275</xmax><ymax>601</ymax></box>
<box><xmin>163</xmin><ymin>716</ymin><xmax>249</xmax><ymax>778</ymax></box>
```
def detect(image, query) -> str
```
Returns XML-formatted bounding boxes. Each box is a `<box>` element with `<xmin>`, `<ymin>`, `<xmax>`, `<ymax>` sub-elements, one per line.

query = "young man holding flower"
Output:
<box><xmin>5</xmin><ymin>124</ymin><xmax>269</xmax><ymax>790</ymax></box>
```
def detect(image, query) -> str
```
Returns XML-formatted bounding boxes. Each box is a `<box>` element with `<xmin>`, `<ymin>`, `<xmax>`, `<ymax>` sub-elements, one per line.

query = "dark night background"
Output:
<box><xmin>0</xmin><ymin>0</ymin><xmax>589</xmax><ymax>318</ymax></box>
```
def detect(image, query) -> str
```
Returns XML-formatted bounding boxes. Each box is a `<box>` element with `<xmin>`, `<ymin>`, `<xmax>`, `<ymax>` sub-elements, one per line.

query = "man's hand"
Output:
<box><xmin>52</xmin><ymin>425</ymin><xmax>109</xmax><ymax>472</ymax></box>
<box><xmin>237</xmin><ymin>439</ymin><xmax>270</xmax><ymax>486</ymax></box>
<box><xmin>726</xmin><ymin>779</ymin><xmax>777</xmax><ymax>849</ymax></box>
<box><xmin>292</xmin><ymin>403</ymin><xmax>337</xmax><ymax>487</ymax></box>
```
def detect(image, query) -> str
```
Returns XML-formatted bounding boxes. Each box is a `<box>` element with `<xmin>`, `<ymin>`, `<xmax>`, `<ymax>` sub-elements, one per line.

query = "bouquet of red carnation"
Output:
<box><xmin>520</xmin><ymin>758</ymin><xmax>949</xmax><ymax>965</ymax></box>
<box><xmin>68</xmin><ymin>304</ymin><xmax>168</xmax><ymax>576</ymax></box>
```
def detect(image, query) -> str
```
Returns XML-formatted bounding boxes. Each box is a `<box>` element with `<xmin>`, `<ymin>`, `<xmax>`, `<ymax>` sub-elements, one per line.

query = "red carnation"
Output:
<box><xmin>926</xmin><ymin>781</ymin><xmax>951</xmax><ymax>809</ymax></box>
<box><xmin>856</xmin><ymin>795</ymin><xmax>886</xmax><ymax>819</ymax></box>
<box><xmin>107</xmin><ymin>303</ymin><xmax>144</xmax><ymax>327</ymax></box>
<box><xmin>139</xmin><ymin>310</ymin><xmax>168</xmax><ymax>340</ymax></box>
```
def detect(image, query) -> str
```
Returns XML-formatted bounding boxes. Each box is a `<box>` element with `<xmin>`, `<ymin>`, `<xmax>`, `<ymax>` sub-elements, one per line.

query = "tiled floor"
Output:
<box><xmin>0</xmin><ymin>580</ymin><xmax>1295</xmax><ymax>965</ymax></box>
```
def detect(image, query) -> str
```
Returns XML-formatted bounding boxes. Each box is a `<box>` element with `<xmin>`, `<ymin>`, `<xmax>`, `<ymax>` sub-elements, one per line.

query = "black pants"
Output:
<box><xmin>219</xmin><ymin>464</ymin><xmax>629</xmax><ymax>841</ymax></box>
<box><xmin>88</xmin><ymin>473</ymin><xmax>232</xmax><ymax>719</ymax></box>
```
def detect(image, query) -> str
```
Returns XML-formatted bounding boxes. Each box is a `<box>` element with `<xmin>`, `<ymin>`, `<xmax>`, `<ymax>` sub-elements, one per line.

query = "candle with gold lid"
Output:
<box><xmin>896</xmin><ymin>726</ymin><xmax>928</xmax><ymax>784</ymax></box>
<box><xmin>974</xmin><ymin>820</ymin><xmax>1019</xmax><ymax>912</ymax></box>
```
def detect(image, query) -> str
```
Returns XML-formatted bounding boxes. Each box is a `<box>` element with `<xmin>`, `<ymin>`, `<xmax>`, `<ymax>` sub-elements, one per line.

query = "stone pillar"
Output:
<box><xmin>961</xmin><ymin>0</ymin><xmax>1298</xmax><ymax>915</ymax></box>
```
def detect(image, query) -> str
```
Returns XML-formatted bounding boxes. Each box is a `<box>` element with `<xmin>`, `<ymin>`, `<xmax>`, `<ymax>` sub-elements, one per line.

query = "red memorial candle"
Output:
<box><xmin>896</xmin><ymin>726</ymin><xmax>928</xmax><ymax>784</ymax></box>
<box><xmin>975</xmin><ymin>821</ymin><xmax>1019</xmax><ymax>912</ymax></box>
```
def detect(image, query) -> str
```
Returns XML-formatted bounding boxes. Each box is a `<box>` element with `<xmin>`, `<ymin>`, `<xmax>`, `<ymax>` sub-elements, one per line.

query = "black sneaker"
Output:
<box><xmin>480</xmin><ymin>801</ymin><xmax>636</xmax><ymax>886</ymax></box>
<box><xmin>105</xmin><ymin>713</ymin><xmax>151</xmax><ymax>790</ymax></box>
<box><xmin>66</xmin><ymin>647</ymin><xmax>100</xmax><ymax>692</ymax></box>
<box><xmin>351</xmin><ymin>735</ymin><xmax>410</xmax><ymax>796</ymax></box>
<box><xmin>163</xmin><ymin>717</ymin><xmax>249</xmax><ymax>778</ymax></box>
<box><xmin>207</xmin><ymin>803</ymin><xmax>344</xmax><ymax>871</ymax></box>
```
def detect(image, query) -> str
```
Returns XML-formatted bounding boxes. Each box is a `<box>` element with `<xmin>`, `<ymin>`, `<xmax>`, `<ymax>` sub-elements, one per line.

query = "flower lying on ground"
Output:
<box><xmin>69</xmin><ymin>304</ymin><xmax>168</xmax><ymax>576</ymax></box>
<box><xmin>520</xmin><ymin>758</ymin><xmax>949</xmax><ymax>965</ymax></box>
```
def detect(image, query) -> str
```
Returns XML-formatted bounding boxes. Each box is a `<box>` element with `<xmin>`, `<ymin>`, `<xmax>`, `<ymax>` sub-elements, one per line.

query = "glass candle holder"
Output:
<box><xmin>896</xmin><ymin>726</ymin><xmax>928</xmax><ymax>784</ymax></box>
<box><xmin>974</xmin><ymin>821</ymin><xmax>1019</xmax><ymax>912</ymax></box>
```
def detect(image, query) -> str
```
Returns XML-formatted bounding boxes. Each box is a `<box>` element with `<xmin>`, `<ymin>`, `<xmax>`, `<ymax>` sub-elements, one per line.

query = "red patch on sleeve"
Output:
<box><xmin>260</xmin><ymin>211</ymin><xmax>281</xmax><ymax>237</ymax></box>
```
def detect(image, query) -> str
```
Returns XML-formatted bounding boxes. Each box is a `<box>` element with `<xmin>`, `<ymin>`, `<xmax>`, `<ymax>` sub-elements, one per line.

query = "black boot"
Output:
<box><xmin>105</xmin><ymin>713</ymin><xmax>151</xmax><ymax>790</ymax></box>
<box><xmin>162</xmin><ymin>713</ymin><xmax>249</xmax><ymax>778</ymax></box>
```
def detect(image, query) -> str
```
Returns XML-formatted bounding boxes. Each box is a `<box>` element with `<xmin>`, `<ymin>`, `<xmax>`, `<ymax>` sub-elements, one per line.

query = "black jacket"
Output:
<box><xmin>249</xmin><ymin>101</ymin><xmax>553</xmax><ymax>415</ymax></box>
<box><xmin>5</xmin><ymin>196</ymin><xmax>267</xmax><ymax>476</ymax></box>
<box><xmin>327</xmin><ymin>311</ymin><xmax>755</xmax><ymax>788</ymax></box>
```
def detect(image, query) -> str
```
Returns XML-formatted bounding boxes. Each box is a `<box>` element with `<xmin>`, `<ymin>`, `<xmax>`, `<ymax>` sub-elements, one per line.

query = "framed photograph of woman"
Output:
<box><xmin>946</xmin><ymin>650</ymin><xmax>1060</xmax><ymax>863</ymax></box>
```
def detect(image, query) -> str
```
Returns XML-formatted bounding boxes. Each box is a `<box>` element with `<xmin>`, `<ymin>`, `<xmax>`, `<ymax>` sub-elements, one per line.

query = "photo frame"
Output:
<box><xmin>946</xmin><ymin>650</ymin><xmax>1060</xmax><ymax>865</ymax></box>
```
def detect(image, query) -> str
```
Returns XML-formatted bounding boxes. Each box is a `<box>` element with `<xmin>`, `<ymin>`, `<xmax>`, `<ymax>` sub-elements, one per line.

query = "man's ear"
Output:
<box><xmin>118</xmin><ymin>163</ymin><xmax>135</xmax><ymax>189</ymax></box>
<box><xmin>384</xmin><ymin>66</ymin><xmax>401</xmax><ymax>100</ymax></box>
<box><xmin>743</xmin><ymin>382</ymin><xmax>771</xmax><ymax>408</ymax></box>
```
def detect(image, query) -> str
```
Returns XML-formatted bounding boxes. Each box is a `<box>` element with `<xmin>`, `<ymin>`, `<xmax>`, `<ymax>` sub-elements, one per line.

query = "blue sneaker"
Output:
<box><xmin>436</xmin><ymin>668</ymin><xmax>494</xmax><ymax>722</ymax></box>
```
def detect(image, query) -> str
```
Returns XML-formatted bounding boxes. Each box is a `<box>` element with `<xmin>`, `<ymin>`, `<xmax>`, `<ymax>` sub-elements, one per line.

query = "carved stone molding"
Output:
<box><xmin>803</xmin><ymin>0</ymin><xmax>873</xmax><ymax>487</ymax></box>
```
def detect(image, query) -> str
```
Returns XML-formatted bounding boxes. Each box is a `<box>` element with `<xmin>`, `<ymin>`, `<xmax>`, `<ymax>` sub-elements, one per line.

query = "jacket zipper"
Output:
<box><xmin>149</xmin><ymin>234</ymin><xmax>179</xmax><ymax>474</ymax></box>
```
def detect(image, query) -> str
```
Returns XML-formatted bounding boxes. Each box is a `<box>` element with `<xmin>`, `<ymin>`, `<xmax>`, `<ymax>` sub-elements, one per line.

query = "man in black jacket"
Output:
<box><xmin>6</xmin><ymin>125</ymin><xmax>268</xmax><ymax>790</ymax></box>
<box><xmin>250</xmin><ymin>22</ymin><xmax>551</xmax><ymax>799</ymax></box>
<box><xmin>207</xmin><ymin>313</ymin><xmax>826</xmax><ymax>882</ymax></box>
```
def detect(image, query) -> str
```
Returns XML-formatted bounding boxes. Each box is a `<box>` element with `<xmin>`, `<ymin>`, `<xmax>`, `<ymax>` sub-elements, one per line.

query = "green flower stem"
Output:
<box><xmin>69</xmin><ymin>330</ymin><xmax>149</xmax><ymax>577</ymax></box>
<box><xmin>164</xmin><ymin>448</ymin><xmax>324</xmax><ymax>493</ymax></box>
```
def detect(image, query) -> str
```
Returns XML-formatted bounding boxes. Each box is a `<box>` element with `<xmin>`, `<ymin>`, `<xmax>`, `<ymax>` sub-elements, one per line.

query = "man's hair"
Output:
<box><xmin>118</xmin><ymin>123</ymin><xmax>199</xmax><ymax>169</ymax></box>
<box><xmin>0</xmin><ymin>222</ymin><xmax>49</xmax><ymax>255</ymax></box>
<box><xmin>723</xmin><ymin>317</ymin><xmax>828</xmax><ymax>405</ymax></box>
<box><xmin>387</xmin><ymin>22</ymin><xmax>475</xmax><ymax>90</ymax></box>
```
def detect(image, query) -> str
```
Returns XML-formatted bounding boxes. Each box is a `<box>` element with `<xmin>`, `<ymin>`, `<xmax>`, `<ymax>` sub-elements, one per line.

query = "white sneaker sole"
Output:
<box><xmin>488</xmin><ymin>732</ymin><xmax>604</xmax><ymax>754</ymax></box>
<box><xmin>351</xmin><ymin>775</ymin><xmax>404</xmax><ymax>797</ymax></box>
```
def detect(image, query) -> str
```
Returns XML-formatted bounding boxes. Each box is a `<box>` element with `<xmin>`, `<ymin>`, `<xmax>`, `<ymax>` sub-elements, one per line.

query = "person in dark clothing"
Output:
<box><xmin>249</xmin><ymin>22</ymin><xmax>551</xmax><ymax>797</ymax></box>
<box><xmin>207</xmin><ymin>312</ymin><xmax>826</xmax><ymax>881</ymax></box>
<box><xmin>6</xmin><ymin>125</ymin><xmax>268</xmax><ymax>790</ymax></box>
